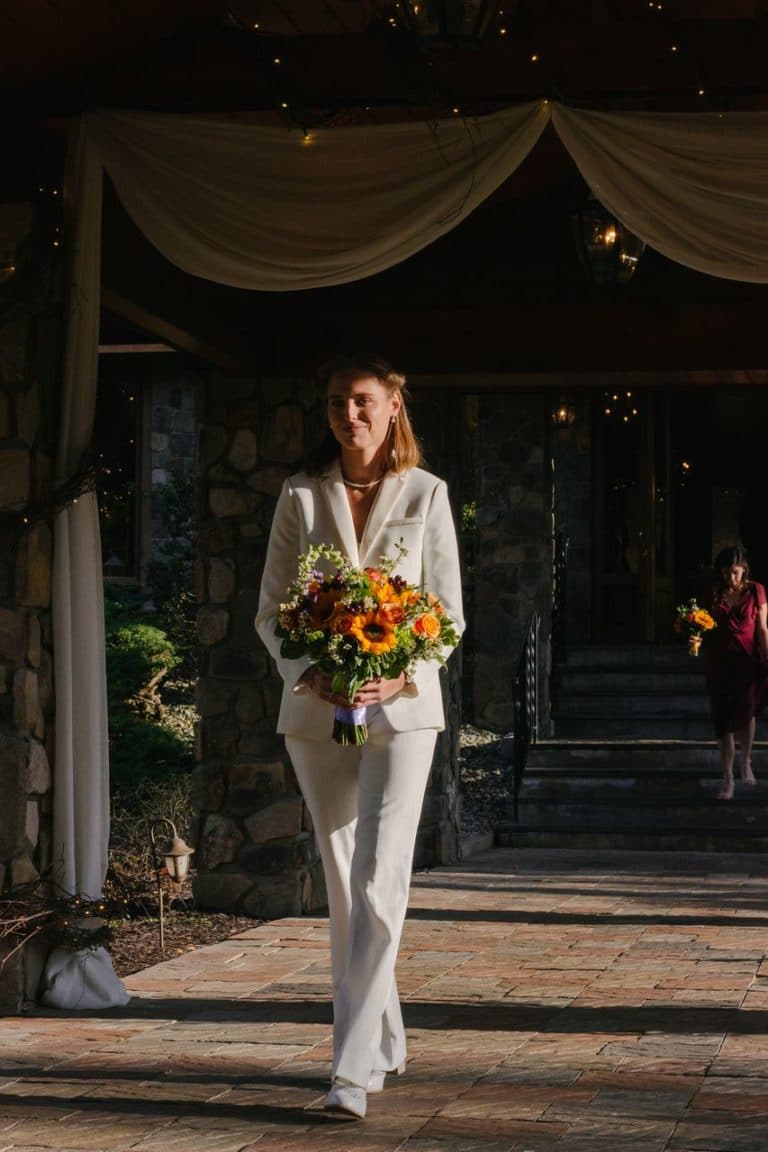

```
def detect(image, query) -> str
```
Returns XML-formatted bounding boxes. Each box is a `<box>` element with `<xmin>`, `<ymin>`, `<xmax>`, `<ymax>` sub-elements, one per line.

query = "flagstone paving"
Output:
<box><xmin>1</xmin><ymin>846</ymin><xmax>768</xmax><ymax>1150</ymax></box>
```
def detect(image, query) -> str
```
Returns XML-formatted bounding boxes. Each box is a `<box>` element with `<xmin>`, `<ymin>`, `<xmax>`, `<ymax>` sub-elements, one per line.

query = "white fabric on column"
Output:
<box><xmin>551</xmin><ymin>103</ymin><xmax>768</xmax><ymax>283</ymax></box>
<box><xmin>90</xmin><ymin>102</ymin><xmax>550</xmax><ymax>290</ymax></box>
<box><xmin>49</xmin><ymin>120</ymin><xmax>128</xmax><ymax>1007</ymax></box>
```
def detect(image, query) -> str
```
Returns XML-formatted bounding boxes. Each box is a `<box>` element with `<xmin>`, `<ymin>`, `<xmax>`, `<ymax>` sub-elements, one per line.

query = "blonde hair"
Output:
<box><xmin>307</xmin><ymin>354</ymin><xmax>424</xmax><ymax>475</ymax></box>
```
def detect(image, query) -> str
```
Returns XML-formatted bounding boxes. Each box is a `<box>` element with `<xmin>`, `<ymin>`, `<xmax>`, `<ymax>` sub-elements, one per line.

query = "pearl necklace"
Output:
<box><xmin>342</xmin><ymin>475</ymin><xmax>384</xmax><ymax>490</ymax></box>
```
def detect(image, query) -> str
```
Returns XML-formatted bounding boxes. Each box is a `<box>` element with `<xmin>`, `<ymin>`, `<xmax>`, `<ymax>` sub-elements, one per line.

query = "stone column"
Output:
<box><xmin>0</xmin><ymin>197</ymin><xmax>58</xmax><ymax>1011</ymax></box>
<box><xmin>473</xmin><ymin>393</ymin><xmax>553</xmax><ymax>735</ymax></box>
<box><xmin>194</xmin><ymin>373</ymin><xmax>324</xmax><ymax>918</ymax></box>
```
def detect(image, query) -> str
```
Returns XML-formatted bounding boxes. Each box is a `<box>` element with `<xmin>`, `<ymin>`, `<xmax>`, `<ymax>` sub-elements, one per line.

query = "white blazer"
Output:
<box><xmin>255</xmin><ymin>461</ymin><xmax>465</xmax><ymax>738</ymax></box>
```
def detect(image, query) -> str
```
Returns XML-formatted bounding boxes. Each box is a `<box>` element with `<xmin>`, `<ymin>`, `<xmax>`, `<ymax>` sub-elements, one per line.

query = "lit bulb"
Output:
<box><xmin>530</xmin><ymin>52</ymin><xmax>539</xmax><ymax>62</ymax></box>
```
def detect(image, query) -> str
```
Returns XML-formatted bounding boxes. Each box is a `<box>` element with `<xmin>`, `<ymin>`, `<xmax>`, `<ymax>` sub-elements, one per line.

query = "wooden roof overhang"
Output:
<box><xmin>4</xmin><ymin>0</ymin><xmax>768</xmax><ymax>379</ymax></box>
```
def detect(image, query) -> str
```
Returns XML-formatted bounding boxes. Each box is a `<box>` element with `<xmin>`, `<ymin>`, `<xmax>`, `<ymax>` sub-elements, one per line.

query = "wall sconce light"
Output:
<box><xmin>573</xmin><ymin>193</ymin><xmax>645</xmax><ymax>285</ymax></box>
<box><xmin>552</xmin><ymin>400</ymin><xmax>576</xmax><ymax>428</ymax></box>
<box><xmin>150</xmin><ymin>819</ymin><xmax>195</xmax><ymax>953</ymax></box>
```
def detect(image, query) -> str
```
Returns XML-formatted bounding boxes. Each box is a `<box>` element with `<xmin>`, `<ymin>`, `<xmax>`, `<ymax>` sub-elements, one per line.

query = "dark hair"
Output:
<box><xmin>713</xmin><ymin>545</ymin><xmax>750</xmax><ymax>593</ymax></box>
<box><xmin>306</xmin><ymin>353</ymin><xmax>423</xmax><ymax>475</ymax></box>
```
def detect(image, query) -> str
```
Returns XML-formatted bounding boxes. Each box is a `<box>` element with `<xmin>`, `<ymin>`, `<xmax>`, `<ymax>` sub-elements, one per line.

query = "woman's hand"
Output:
<box><xmin>299</xmin><ymin>667</ymin><xmax>406</xmax><ymax>706</ymax></box>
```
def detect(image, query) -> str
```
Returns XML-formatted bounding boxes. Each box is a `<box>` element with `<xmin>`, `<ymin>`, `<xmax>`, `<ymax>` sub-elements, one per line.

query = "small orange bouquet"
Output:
<box><xmin>674</xmin><ymin>598</ymin><xmax>716</xmax><ymax>656</ymax></box>
<box><xmin>276</xmin><ymin>542</ymin><xmax>459</xmax><ymax>745</ymax></box>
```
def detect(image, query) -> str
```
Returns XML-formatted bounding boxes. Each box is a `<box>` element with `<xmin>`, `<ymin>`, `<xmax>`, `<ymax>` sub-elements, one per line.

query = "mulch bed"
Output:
<box><xmin>109</xmin><ymin>910</ymin><xmax>260</xmax><ymax>978</ymax></box>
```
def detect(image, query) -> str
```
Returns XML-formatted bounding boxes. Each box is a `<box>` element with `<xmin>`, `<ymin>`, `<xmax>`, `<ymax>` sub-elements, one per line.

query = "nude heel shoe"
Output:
<box><xmin>367</xmin><ymin>1060</ymin><xmax>406</xmax><ymax>1093</ymax></box>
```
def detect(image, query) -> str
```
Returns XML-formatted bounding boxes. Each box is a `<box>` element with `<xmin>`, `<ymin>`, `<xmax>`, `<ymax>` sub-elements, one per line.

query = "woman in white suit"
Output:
<box><xmin>256</xmin><ymin>355</ymin><xmax>464</xmax><ymax>1119</ymax></box>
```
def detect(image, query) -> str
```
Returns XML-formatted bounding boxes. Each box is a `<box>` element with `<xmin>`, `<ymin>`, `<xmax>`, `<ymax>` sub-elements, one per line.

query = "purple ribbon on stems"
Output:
<box><xmin>332</xmin><ymin>705</ymin><xmax>368</xmax><ymax>746</ymax></box>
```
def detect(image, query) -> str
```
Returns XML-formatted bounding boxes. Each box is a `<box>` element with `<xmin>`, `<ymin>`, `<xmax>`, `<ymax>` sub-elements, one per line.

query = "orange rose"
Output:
<box><xmin>364</xmin><ymin>567</ymin><xmax>383</xmax><ymax>582</ymax></box>
<box><xmin>378</xmin><ymin>601</ymin><xmax>405</xmax><ymax>626</ymax></box>
<box><xmin>330</xmin><ymin>608</ymin><xmax>357</xmax><ymax>635</ymax></box>
<box><xmin>413</xmin><ymin>613</ymin><xmax>441</xmax><ymax>641</ymax></box>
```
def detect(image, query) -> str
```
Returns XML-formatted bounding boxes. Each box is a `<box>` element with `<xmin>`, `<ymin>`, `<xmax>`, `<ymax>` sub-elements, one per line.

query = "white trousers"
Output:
<box><xmin>286</xmin><ymin>711</ymin><xmax>437</xmax><ymax>1089</ymax></box>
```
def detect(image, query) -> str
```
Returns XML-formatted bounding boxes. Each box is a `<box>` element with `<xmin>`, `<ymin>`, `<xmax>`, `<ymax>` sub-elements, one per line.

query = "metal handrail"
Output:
<box><xmin>552</xmin><ymin>532</ymin><xmax>569</xmax><ymax>666</ymax></box>
<box><xmin>511</xmin><ymin>610</ymin><xmax>539</xmax><ymax>822</ymax></box>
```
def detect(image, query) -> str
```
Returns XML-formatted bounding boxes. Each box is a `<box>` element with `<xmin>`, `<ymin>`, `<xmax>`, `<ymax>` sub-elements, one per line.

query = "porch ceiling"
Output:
<box><xmin>3</xmin><ymin>1</ymin><xmax>768</xmax><ymax>117</ymax></box>
<box><xmin>4</xmin><ymin>1</ymin><xmax>768</xmax><ymax>377</ymax></box>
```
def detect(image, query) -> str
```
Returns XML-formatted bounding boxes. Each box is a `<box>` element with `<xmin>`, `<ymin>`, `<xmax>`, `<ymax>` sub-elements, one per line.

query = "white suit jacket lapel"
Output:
<box><xmin>320</xmin><ymin>462</ymin><xmax>360</xmax><ymax>566</ymax></box>
<box><xmin>360</xmin><ymin>472</ymin><xmax>406</xmax><ymax>565</ymax></box>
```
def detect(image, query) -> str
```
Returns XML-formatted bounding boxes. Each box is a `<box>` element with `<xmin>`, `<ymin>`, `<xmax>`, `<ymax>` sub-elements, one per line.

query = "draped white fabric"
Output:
<box><xmin>49</xmin><ymin>98</ymin><xmax>768</xmax><ymax>1005</ymax></box>
<box><xmin>90</xmin><ymin>103</ymin><xmax>551</xmax><ymax>290</ymax></box>
<box><xmin>50</xmin><ymin>120</ymin><xmax>126</xmax><ymax>1011</ymax></box>
<box><xmin>53</xmin><ymin>120</ymin><xmax>109</xmax><ymax>903</ymax></box>
<box><xmin>551</xmin><ymin>104</ymin><xmax>768</xmax><ymax>283</ymax></box>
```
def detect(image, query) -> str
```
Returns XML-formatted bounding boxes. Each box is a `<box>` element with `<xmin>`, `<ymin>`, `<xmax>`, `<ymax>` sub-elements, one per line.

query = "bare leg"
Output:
<box><xmin>737</xmin><ymin>716</ymin><xmax>758</xmax><ymax>784</ymax></box>
<box><xmin>717</xmin><ymin>733</ymin><xmax>736</xmax><ymax>799</ymax></box>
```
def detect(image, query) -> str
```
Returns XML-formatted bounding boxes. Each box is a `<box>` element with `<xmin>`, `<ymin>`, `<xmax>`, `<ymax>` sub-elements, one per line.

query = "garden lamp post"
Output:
<box><xmin>149</xmin><ymin>819</ymin><xmax>194</xmax><ymax>953</ymax></box>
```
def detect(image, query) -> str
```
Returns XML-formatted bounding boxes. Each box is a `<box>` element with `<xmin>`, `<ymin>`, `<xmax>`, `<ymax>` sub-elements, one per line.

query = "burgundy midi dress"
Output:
<box><xmin>703</xmin><ymin>580</ymin><xmax>768</xmax><ymax>737</ymax></box>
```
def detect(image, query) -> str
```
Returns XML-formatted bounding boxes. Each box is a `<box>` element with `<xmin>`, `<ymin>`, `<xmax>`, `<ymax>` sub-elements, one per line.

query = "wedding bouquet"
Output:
<box><xmin>276</xmin><ymin>542</ymin><xmax>460</xmax><ymax>745</ymax></box>
<box><xmin>674</xmin><ymin>598</ymin><xmax>716</xmax><ymax>656</ymax></box>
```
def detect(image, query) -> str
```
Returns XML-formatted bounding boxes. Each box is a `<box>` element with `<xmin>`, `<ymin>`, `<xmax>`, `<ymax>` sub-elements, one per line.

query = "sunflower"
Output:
<box><xmin>349</xmin><ymin>610</ymin><xmax>399</xmax><ymax>655</ymax></box>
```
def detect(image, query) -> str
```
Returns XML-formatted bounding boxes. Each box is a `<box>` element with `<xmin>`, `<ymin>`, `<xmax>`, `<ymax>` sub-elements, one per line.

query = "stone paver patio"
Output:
<box><xmin>2</xmin><ymin>846</ymin><xmax>768</xmax><ymax>1151</ymax></box>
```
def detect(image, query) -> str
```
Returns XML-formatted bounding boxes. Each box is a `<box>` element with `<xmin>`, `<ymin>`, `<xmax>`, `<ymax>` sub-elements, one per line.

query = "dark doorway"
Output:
<box><xmin>592</xmin><ymin>386</ymin><xmax>768</xmax><ymax>643</ymax></box>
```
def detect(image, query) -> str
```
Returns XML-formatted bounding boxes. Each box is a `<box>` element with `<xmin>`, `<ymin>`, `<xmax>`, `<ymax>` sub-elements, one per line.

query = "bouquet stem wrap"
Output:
<box><xmin>333</xmin><ymin>705</ymin><xmax>368</xmax><ymax>746</ymax></box>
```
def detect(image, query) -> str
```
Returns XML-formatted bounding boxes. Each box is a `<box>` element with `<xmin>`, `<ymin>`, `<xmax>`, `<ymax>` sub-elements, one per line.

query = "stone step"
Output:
<box><xmin>513</xmin><ymin>795</ymin><xmax>768</xmax><ymax>828</ymax></box>
<box><xmin>554</xmin><ymin>669</ymin><xmax>704</xmax><ymax>694</ymax></box>
<box><xmin>495</xmin><ymin>823</ymin><xmax>768</xmax><ymax>852</ymax></box>
<box><xmin>551</xmin><ymin>716</ymin><xmax>715</xmax><ymax>738</ymax></box>
<box><xmin>555</xmin><ymin>693</ymin><xmax>709</xmax><ymax>717</ymax></box>
<box><xmin>525</xmin><ymin>739</ymin><xmax>768</xmax><ymax>772</ymax></box>
<box><xmin>560</xmin><ymin>645</ymin><xmax>696</xmax><ymax>670</ymax></box>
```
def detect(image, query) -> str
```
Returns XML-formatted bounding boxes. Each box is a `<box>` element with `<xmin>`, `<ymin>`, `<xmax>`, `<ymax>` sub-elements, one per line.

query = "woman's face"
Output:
<box><xmin>327</xmin><ymin>372</ymin><xmax>401</xmax><ymax>456</ymax></box>
<box><xmin>723</xmin><ymin>563</ymin><xmax>746</xmax><ymax>588</ymax></box>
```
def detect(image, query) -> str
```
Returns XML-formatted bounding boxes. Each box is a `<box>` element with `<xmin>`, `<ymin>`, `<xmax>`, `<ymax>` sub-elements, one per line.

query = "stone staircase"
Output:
<box><xmin>495</xmin><ymin>644</ymin><xmax>768</xmax><ymax>851</ymax></box>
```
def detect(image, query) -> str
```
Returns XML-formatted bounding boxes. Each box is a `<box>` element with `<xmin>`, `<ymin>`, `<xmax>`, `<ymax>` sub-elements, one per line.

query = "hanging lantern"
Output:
<box><xmin>399</xmin><ymin>0</ymin><xmax>495</xmax><ymax>46</ymax></box>
<box><xmin>573</xmin><ymin>193</ymin><xmax>645</xmax><ymax>285</ymax></box>
<box><xmin>552</xmin><ymin>400</ymin><xmax>576</xmax><ymax>428</ymax></box>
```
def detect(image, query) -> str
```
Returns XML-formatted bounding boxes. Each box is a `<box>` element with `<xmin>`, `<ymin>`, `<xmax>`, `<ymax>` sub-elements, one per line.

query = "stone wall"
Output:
<box><xmin>472</xmin><ymin>392</ymin><xmax>553</xmax><ymax>735</ymax></box>
<box><xmin>0</xmin><ymin>200</ymin><xmax>58</xmax><ymax>1011</ymax></box>
<box><xmin>193</xmin><ymin>374</ymin><xmax>463</xmax><ymax>918</ymax></box>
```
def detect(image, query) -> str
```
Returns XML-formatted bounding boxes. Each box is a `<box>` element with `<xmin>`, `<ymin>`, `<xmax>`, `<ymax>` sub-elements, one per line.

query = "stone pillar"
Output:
<box><xmin>194</xmin><ymin>373</ymin><xmax>324</xmax><ymax>918</ymax></box>
<box><xmin>194</xmin><ymin>374</ymin><xmax>465</xmax><ymax>916</ymax></box>
<box><xmin>0</xmin><ymin>197</ymin><xmax>58</xmax><ymax>1011</ymax></box>
<box><xmin>473</xmin><ymin>393</ymin><xmax>553</xmax><ymax>734</ymax></box>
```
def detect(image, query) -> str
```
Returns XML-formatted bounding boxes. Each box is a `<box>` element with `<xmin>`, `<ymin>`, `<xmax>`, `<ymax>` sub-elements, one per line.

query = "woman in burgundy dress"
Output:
<box><xmin>704</xmin><ymin>546</ymin><xmax>768</xmax><ymax>799</ymax></box>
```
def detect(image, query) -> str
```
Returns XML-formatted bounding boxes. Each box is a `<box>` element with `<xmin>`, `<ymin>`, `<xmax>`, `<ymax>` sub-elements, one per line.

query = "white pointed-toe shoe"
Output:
<box><xmin>323</xmin><ymin>1081</ymin><xmax>367</xmax><ymax>1119</ymax></box>
<box><xmin>367</xmin><ymin>1061</ymin><xmax>407</xmax><ymax>1093</ymax></box>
